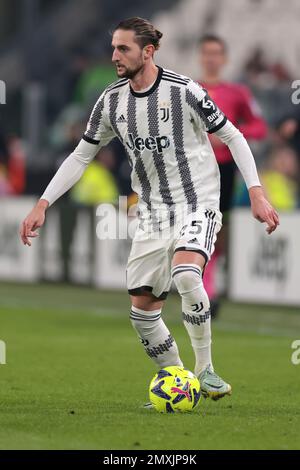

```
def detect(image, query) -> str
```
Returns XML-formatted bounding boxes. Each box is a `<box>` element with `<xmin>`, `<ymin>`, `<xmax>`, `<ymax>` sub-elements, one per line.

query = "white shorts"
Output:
<box><xmin>126</xmin><ymin>208</ymin><xmax>222</xmax><ymax>299</ymax></box>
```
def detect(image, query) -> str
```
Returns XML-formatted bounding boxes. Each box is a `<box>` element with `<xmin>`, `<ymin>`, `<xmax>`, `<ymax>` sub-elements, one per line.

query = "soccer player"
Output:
<box><xmin>20</xmin><ymin>17</ymin><xmax>279</xmax><ymax>402</ymax></box>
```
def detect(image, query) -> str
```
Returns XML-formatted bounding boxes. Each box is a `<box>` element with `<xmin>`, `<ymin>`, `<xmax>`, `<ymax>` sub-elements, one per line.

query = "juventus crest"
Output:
<box><xmin>160</xmin><ymin>103</ymin><xmax>170</xmax><ymax>122</ymax></box>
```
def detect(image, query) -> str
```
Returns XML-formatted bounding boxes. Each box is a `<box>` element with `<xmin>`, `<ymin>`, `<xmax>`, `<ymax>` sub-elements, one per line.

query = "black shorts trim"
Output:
<box><xmin>128</xmin><ymin>286</ymin><xmax>169</xmax><ymax>300</ymax></box>
<box><xmin>174</xmin><ymin>247</ymin><xmax>209</xmax><ymax>264</ymax></box>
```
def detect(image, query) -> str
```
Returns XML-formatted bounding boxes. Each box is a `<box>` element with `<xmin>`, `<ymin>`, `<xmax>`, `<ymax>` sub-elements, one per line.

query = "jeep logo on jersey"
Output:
<box><xmin>126</xmin><ymin>133</ymin><xmax>171</xmax><ymax>153</ymax></box>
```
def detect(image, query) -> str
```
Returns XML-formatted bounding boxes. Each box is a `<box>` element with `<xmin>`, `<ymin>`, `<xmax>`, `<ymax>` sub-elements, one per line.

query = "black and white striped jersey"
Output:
<box><xmin>83</xmin><ymin>65</ymin><xmax>227</xmax><ymax>217</ymax></box>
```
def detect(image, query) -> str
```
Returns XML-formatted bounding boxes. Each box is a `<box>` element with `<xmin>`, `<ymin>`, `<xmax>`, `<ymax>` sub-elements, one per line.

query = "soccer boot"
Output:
<box><xmin>199</xmin><ymin>365</ymin><xmax>232</xmax><ymax>401</ymax></box>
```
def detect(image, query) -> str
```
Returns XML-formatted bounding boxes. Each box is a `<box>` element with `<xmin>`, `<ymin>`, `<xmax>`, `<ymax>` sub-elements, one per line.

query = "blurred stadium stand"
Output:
<box><xmin>155</xmin><ymin>0</ymin><xmax>300</xmax><ymax>79</ymax></box>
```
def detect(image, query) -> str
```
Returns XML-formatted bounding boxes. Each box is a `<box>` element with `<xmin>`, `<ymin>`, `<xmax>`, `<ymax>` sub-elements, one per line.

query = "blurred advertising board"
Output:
<box><xmin>229</xmin><ymin>208</ymin><xmax>300</xmax><ymax>306</ymax></box>
<box><xmin>0</xmin><ymin>197</ymin><xmax>40</xmax><ymax>282</ymax></box>
<box><xmin>93</xmin><ymin>203</ymin><xmax>133</xmax><ymax>289</ymax></box>
<box><xmin>0</xmin><ymin>198</ymin><xmax>130</xmax><ymax>288</ymax></box>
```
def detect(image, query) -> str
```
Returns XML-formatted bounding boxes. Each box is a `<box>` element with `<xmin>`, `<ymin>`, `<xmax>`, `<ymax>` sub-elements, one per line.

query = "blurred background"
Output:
<box><xmin>0</xmin><ymin>0</ymin><xmax>300</xmax><ymax>307</ymax></box>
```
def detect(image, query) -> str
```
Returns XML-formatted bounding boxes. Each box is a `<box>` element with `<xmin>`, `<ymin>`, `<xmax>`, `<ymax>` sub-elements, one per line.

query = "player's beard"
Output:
<box><xmin>115</xmin><ymin>59</ymin><xmax>144</xmax><ymax>79</ymax></box>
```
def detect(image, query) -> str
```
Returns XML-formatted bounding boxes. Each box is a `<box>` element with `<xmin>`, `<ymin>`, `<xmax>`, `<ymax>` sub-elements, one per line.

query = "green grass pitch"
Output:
<box><xmin>0</xmin><ymin>282</ymin><xmax>300</xmax><ymax>450</ymax></box>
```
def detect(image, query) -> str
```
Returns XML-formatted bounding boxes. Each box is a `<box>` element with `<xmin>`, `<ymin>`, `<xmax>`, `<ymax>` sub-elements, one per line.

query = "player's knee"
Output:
<box><xmin>130</xmin><ymin>294</ymin><xmax>163</xmax><ymax>312</ymax></box>
<box><xmin>171</xmin><ymin>264</ymin><xmax>202</xmax><ymax>295</ymax></box>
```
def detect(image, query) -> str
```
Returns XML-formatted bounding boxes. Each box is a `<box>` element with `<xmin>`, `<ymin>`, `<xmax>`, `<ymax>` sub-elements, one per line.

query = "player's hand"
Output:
<box><xmin>249</xmin><ymin>186</ymin><xmax>279</xmax><ymax>235</ymax></box>
<box><xmin>20</xmin><ymin>199</ymin><xmax>49</xmax><ymax>246</ymax></box>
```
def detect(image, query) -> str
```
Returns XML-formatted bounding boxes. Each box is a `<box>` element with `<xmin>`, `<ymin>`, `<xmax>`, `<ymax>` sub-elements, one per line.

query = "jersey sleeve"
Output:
<box><xmin>214</xmin><ymin>120</ymin><xmax>261</xmax><ymax>189</ymax></box>
<box><xmin>82</xmin><ymin>90</ymin><xmax>116</xmax><ymax>146</ymax></box>
<box><xmin>185</xmin><ymin>81</ymin><xmax>227</xmax><ymax>133</ymax></box>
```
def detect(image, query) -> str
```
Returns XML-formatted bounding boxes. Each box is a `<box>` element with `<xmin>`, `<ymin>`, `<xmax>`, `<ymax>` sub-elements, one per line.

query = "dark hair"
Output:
<box><xmin>113</xmin><ymin>17</ymin><xmax>163</xmax><ymax>50</ymax></box>
<box><xmin>199</xmin><ymin>34</ymin><xmax>227</xmax><ymax>53</ymax></box>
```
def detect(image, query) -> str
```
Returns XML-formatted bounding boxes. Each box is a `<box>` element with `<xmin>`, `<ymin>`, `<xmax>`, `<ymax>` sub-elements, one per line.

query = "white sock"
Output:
<box><xmin>172</xmin><ymin>264</ymin><xmax>213</xmax><ymax>376</ymax></box>
<box><xmin>130</xmin><ymin>306</ymin><xmax>183</xmax><ymax>368</ymax></box>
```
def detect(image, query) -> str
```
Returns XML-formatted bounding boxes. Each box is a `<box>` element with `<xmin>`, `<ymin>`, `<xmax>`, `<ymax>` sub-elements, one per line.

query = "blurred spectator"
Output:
<box><xmin>242</xmin><ymin>48</ymin><xmax>291</xmax><ymax>90</ymax></box>
<box><xmin>270</xmin><ymin>106</ymin><xmax>300</xmax><ymax>197</ymax></box>
<box><xmin>274</xmin><ymin>109</ymin><xmax>300</xmax><ymax>158</ymax></box>
<box><xmin>243</xmin><ymin>48</ymin><xmax>270</xmax><ymax>88</ymax></box>
<box><xmin>260</xmin><ymin>146</ymin><xmax>299</xmax><ymax>211</ymax></box>
<box><xmin>49</xmin><ymin>104</ymin><xmax>86</xmax><ymax>153</ymax></box>
<box><xmin>0</xmin><ymin>124</ymin><xmax>25</xmax><ymax>195</ymax></box>
<box><xmin>0</xmin><ymin>127</ymin><xmax>10</xmax><ymax>195</ymax></box>
<box><xmin>48</xmin><ymin>104</ymin><xmax>131</xmax><ymax>201</ymax></box>
<box><xmin>7</xmin><ymin>136</ymin><xmax>26</xmax><ymax>194</ymax></box>
<box><xmin>234</xmin><ymin>145</ymin><xmax>299</xmax><ymax>211</ymax></box>
<box><xmin>241</xmin><ymin>48</ymin><xmax>294</xmax><ymax>127</ymax></box>
<box><xmin>108</xmin><ymin>138</ymin><xmax>132</xmax><ymax>196</ymax></box>
<box><xmin>71</xmin><ymin>146</ymin><xmax>119</xmax><ymax>206</ymax></box>
<box><xmin>73</xmin><ymin>58</ymin><xmax>117</xmax><ymax>106</ymax></box>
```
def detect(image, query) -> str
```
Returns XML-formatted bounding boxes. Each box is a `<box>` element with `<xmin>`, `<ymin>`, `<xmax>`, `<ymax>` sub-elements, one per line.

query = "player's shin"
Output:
<box><xmin>130</xmin><ymin>306</ymin><xmax>183</xmax><ymax>368</ymax></box>
<box><xmin>172</xmin><ymin>264</ymin><xmax>213</xmax><ymax>376</ymax></box>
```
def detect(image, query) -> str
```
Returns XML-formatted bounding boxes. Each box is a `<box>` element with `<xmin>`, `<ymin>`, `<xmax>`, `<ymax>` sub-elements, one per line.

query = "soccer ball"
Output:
<box><xmin>149</xmin><ymin>366</ymin><xmax>201</xmax><ymax>413</ymax></box>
